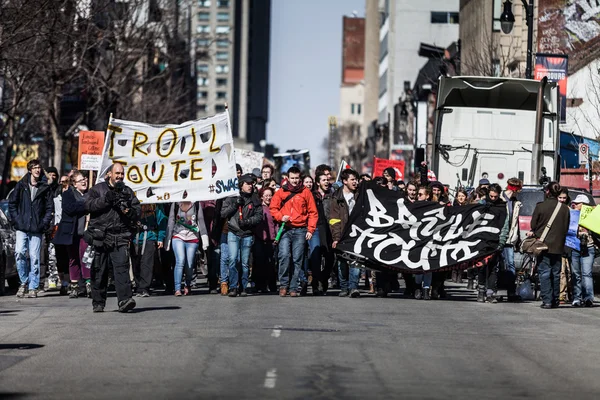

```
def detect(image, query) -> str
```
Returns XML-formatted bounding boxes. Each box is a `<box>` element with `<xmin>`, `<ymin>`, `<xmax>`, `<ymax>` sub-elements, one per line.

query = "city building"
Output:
<box><xmin>337</xmin><ymin>15</ymin><xmax>366</xmax><ymax>170</ymax></box>
<box><xmin>459</xmin><ymin>0</ymin><xmax>536</xmax><ymax>77</ymax></box>
<box><xmin>191</xmin><ymin>0</ymin><xmax>270</xmax><ymax>151</ymax></box>
<box><xmin>378</xmin><ymin>0</ymin><xmax>459</xmax><ymax>173</ymax></box>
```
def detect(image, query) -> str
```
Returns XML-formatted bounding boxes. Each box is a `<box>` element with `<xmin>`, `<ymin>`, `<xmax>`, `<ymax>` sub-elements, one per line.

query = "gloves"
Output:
<box><xmin>201</xmin><ymin>234</ymin><xmax>209</xmax><ymax>251</ymax></box>
<box><xmin>105</xmin><ymin>190</ymin><xmax>117</xmax><ymax>205</ymax></box>
<box><xmin>239</xmin><ymin>219</ymin><xmax>250</xmax><ymax>228</ymax></box>
<box><xmin>236</xmin><ymin>196</ymin><xmax>245</xmax><ymax>207</ymax></box>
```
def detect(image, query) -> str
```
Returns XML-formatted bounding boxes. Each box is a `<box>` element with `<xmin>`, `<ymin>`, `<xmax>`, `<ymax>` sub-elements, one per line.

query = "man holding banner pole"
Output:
<box><xmin>84</xmin><ymin>163</ymin><xmax>141</xmax><ymax>313</ymax></box>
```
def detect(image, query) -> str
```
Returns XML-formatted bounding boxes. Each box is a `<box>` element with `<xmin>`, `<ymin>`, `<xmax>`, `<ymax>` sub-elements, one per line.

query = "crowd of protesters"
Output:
<box><xmin>3</xmin><ymin>158</ymin><xmax>596</xmax><ymax>311</ymax></box>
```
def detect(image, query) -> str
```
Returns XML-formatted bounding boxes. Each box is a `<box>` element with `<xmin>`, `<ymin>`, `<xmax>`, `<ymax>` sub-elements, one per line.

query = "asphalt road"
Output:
<box><xmin>1</xmin><ymin>282</ymin><xmax>600</xmax><ymax>400</ymax></box>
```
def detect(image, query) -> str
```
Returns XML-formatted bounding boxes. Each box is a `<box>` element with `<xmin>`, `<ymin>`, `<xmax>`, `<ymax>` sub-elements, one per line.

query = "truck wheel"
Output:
<box><xmin>0</xmin><ymin>254</ymin><xmax>5</xmax><ymax>296</ymax></box>
<box><xmin>7</xmin><ymin>276</ymin><xmax>20</xmax><ymax>292</ymax></box>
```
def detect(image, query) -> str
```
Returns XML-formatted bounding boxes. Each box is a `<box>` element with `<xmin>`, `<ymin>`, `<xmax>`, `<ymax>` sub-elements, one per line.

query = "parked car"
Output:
<box><xmin>0</xmin><ymin>199</ymin><xmax>19</xmax><ymax>295</ymax></box>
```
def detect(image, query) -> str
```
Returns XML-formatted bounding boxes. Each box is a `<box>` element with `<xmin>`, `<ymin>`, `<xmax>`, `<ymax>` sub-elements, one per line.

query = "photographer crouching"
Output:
<box><xmin>84</xmin><ymin>163</ymin><xmax>141</xmax><ymax>313</ymax></box>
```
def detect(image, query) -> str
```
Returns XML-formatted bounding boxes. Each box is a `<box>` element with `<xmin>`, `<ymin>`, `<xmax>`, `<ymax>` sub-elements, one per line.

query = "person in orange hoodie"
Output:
<box><xmin>270</xmin><ymin>166</ymin><xmax>318</xmax><ymax>297</ymax></box>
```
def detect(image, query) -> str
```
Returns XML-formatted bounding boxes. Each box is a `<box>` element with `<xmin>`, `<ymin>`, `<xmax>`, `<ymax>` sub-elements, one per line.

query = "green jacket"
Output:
<box><xmin>132</xmin><ymin>204</ymin><xmax>167</xmax><ymax>244</ymax></box>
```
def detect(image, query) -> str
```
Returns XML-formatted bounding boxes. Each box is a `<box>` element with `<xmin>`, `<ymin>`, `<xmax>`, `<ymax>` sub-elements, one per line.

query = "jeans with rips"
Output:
<box><xmin>571</xmin><ymin>247</ymin><xmax>595</xmax><ymax>303</ymax></box>
<box><xmin>15</xmin><ymin>230</ymin><xmax>43</xmax><ymax>290</ymax></box>
<box><xmin>278</xmin><ymin>227</ymin><xmax>307</xmax><ymax>293</ymax></box>
<box><xmin>227</xmin><ymin>232</ymin><xmax>253</xmax><ymax>291</ymax></box>
<box><xmin>172</xmin><ymin>238</ymin><xmax>199</xmax><ymax>291</ymax></box>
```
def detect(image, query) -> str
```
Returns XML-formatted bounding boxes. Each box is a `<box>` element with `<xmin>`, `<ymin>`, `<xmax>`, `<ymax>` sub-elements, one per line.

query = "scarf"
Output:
<box><xmin>283</xmin><ymin>182</ymin><xmax>304</xmax><ymax>194</ymax></box>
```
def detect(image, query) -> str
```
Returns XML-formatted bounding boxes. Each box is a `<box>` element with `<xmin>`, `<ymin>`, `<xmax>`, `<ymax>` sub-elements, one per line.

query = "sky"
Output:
<box><xmin>267</xmin><ymin>0</ymin><xmax>365</xmax><ymax>167</ymax></box>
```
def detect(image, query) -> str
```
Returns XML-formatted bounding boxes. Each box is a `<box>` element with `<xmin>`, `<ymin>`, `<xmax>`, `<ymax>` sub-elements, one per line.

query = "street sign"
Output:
<box><xmin>579</xmin><ymin>143</ymin><xmax>589</xmax><ymax>165</ymax></box>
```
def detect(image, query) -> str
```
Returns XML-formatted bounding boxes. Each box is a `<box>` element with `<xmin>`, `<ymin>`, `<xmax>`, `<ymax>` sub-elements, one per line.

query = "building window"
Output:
<box><xmin>351</xmin><ymin>104</ymin><xmax>355</xmax><ymax>114</ymax></box>
<box><xmin>216</xmin><ymin>78</ymin><xmax>227</xmax><ymax>86</ymax></box>
<box><xmin>492</xmin><ymin>0</ymin><xmax>502</xmax><ymax>31</ymax></box>
<box><xmin>198</xmin><ymin>77</ymin><xmax>209</xmax><ymax>86</ymax></box>
<box><xmin>198</xmin><ymin>0</ymin><xmax>211</xmax><ymax>7</ymax></box>
<box><xmin>197</xmin><ymin>64</ymin><xmax>209</xmax><ymax>74</ymax></box>
<box><xmin>216</xmin><ymin>26</ymin><xmax>230</xmax><ymax>34</ymax></box>
<box><xmin>216</xmin><ymin>51</ymin><xmax>228</xmax><ymax>61</ymax></box>
<box><xmin>216</xmin><ymin>39</ymin><xmax>229</xmax><ymax>48</ymax></box>
<box><xmin>197</xmin><ymin>12</ymin><xmax>210</xmax><ymax>21</ymax></box>
<box><xmin>197</xmin><ymin>25</ymin><xmax>210</xmax><ymax>33</ymax></box>
<box><xmin>215</xmin><ymin>104</ymin><xmax>226</xmax><ymax>112</ymax></box>
<box><xmin>217</xmin><ymin>91</ymin><xmax>227</xmax><ymax>99</ymax></box>
<box><xmin>217</xmin><ymin>0</ymin><xmax>229</xmax><ymax>7</ymax></box>
<box><xmin>492</xmin><ymin>59</ymin><xmax>501</xmax><ymax>77</ymax></box>
<box><xmin>215</xmin><ymin>64</ymin><xmax>229</xmax><ymax>74</ymax></box>
<box><xmin>197</xmin><ymin>38</ymin><xmax>210</xmax><ymax>47</ymax></box>
<box><xmin>431</xmin><ymin>12</ymin><xmax>459</xmax><ymax>24</ymax></box>
<box><xmin>217</xmin><ymin>12</ymin><xmax>229</xmax><ymax>22</ymax></box>
<box><xmin>379</xmin><ymin>33</ymin><xmax>388</xmax><ymax>62</ymax></box>
<box><xmin>197</xmin><ymin>91</ymin><xmax>208</xmax><ymax>99</ymax></box>
<box><xmin>198</xmin><ymin>104</ymin><xmax>207</xmax><ymax>112</ymax></box>
<box><xmin>357</xmin><ymin>104</ymin><xmax>362</xmax><ymax>115</ymax></box>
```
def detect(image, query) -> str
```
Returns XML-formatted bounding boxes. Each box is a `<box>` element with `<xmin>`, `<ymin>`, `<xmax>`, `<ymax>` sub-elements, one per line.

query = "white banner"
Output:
<box><xmin>97</xmin><ymin>111</ymin><xmax>238</xmax><ymax>203</ymax></box>
<box><xmin>234</xmin><ymin>149</ymin><xmax>264</xmax><ymax>176</ymax></box>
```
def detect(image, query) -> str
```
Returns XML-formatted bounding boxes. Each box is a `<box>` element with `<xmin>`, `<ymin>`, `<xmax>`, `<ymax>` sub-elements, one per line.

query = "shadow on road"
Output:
<box><xmin>0</xmin><ymin>392</ymin><xmax>30</xmax><ymax>399</ymax></box>
<box><xmin>0</xmin><ymin>344</ymin><xmax>44</xmax><ymax>350</ymax></box>
<box><xmin>0</xmin><ymin>310</ymin><xmax>22</xmax><ymax>316</ymax></box>
<box><xmin>128</xmin><ymin>306</ymin><xmax>182</xmax><ymax>313</ymax></box>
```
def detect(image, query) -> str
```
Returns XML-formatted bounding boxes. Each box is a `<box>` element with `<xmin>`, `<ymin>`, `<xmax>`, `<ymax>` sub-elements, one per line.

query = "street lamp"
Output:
<box><xmin>499</xmin><ymin>0</ymin><xmax>534</xmax><ymax>79</ymax></box>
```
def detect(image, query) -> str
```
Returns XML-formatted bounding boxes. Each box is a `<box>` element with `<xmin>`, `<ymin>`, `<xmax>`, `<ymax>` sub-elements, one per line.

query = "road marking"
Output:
<box><xmin>264</xmin><ymin>369</ymin><xmax>277</xmax><ymax>389</ymax></box>
<box><xmin>271</xmin><ymin>325</ymin><xmax>282</xmax><ymax>338</ymax></box>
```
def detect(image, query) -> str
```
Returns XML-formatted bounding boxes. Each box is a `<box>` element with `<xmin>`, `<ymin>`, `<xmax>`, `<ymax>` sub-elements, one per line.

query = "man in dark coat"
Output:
<box><xmin>530</xmin><ymin>181</ymin><xmax>570</xmax><ymax>308</ymax></box>
<box><xmin>8</xmin><ymin>159</ymin><xmax>54</xmax><ymax>298</ymax></box>
<box><xmin>84</xmin><ymin>163</ymin><xmax>141</xmax><ymax>313</ymax></box>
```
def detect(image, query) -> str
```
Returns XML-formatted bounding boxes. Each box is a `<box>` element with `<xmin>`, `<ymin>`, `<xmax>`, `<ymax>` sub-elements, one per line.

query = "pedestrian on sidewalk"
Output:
<box><xmin>9</xmin><ymin>159</ymin><xmax>54</xmax><ymax>298</ymax></box>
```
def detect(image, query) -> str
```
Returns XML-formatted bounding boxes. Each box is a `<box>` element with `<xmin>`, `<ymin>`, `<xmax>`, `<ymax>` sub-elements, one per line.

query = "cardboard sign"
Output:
<box><xmin>373</xmin><ymin>157</ymin><xmax>405</xmax><ymax>181</ymax></box>
<box><xmin>234</xmin><ymin>149</ymin><xmax>264</xmax><ymax>177</ymax></box>
<box><xmin>78</xmin><ymin>131</ymin><xmax>105</xmax><ymax>171</ymax></box>
<box><xmin>565</xmin><ymin>209</ymin><xmax>580</xmax><ymax>250</ymax></box>
<box><xmin>578</xmin><ymin>205</ymin><xmax>600</xmax><ymax>235</ymax></box>
<box><xmin>96</xmin><ymin>111</ymin><xmax>238</xmax><ymax>203</ymax></box>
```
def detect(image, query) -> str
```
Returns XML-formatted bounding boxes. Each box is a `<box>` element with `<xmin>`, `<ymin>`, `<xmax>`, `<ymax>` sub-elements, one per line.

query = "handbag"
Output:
<box><xmin>520</xmin><ymin>202</ymin><xmax>562</xmax><ymax>257</ymax></box>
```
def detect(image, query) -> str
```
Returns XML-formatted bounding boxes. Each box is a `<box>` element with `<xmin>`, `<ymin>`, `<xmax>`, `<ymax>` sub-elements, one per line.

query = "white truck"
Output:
<box><xmin>431</xmin><ymin>76</ymin><xmax>560</xmax><ymax>190</ymax></box>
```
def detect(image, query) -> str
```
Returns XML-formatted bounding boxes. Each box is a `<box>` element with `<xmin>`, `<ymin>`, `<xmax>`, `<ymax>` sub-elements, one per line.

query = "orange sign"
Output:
<box><xmin>78</xmin><ymin>131</ymin><xmax>105</xmax><ymax>171</ymax></box>
<box><xmin>79</xmin><ymin>131</ymin><xmax>104</xmax><ymax>171</ymax></box>
<box><xmin>373</xmin><ymin>157</ymin><xmax>405</xmax><ymax>181</ymax></box>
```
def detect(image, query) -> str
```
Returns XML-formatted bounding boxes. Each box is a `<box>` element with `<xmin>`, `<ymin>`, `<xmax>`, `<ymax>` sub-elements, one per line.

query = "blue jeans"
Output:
<box><xmin>15</xmin><ymin>231</ymin><xmax>43</xmax><ymax>290</ymax></box>
<box><xmin>278</xmin><ymin>227</ymin><xmax>307</xmax><ymax>292</ymax></box>
<box><xmin>415</xmin><ymin>272</ymin><xmax>433</xmax><ymax>288</ymax></box>
<box><xmin>301</xmin><ymin>227</ymin><xmax>321</xmax><ymax>286</ymax></box>
<box><xmin>338</xmin><ymin>259</ymin><xmax>360</xmax><ymax>291</ymax></box>
<box><xmin>172</xmin><ymin>238</ymin><xmax>199</xmax><ymax>290</ymax></box>
<box><xmin>537</xmin><ymin>253</ymin><xmax>561</xmax><ymax>305</ymax></box>
<box><xmin>219</xmin><ymin>233</ymin><xmax>229</xmax><ymax>283</ymax></box>
<box><xmin>502</xmin><ymin>246</ymin><xmax>516</xmax><ymax>294</ymax></box>
<box><xmin>227</xmin><ymin>232</ymin><xmax>253</xmax><ymax>291</ymax></box>
<box><xmin>571</xmin><ymin>247</ymin><xmax>595</xmax><ymax>303</ymax></box>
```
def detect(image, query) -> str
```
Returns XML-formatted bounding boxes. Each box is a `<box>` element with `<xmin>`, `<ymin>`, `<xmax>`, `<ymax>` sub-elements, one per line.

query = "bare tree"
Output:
<box><xmin>461</xmin><ymin>27</ymin><xmax>523</xmax><ymax>78</ymax></box>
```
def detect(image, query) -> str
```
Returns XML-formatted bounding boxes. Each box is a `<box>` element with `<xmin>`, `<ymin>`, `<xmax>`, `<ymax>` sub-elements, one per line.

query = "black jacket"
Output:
<box><xmin>313</xmin><ymin>190</ymin><xmax>332</xmax><ymax>248</ymax></box>
<box><xmin>53</xmin><ymin>187</ymin><xmax>86</xmax><ymax>246</ymax></box>
<box><xmin>221</xmin><ymin>192</ymin><xmax>263</xmax><ymax>237</ymax></box>
<box><xmin>8</xmin><ymin>173</ymin><xmax>54</xmax><ymax>234</ymax></box>
<box><xmin>531</xmin><ymin>198</ymin><xmax>570</xmax><ymax>255</ymax></box>
<box><xmin>84</xmin><ymin>181</ymin><xmax>141</xmax><ymax>246</ymax></box>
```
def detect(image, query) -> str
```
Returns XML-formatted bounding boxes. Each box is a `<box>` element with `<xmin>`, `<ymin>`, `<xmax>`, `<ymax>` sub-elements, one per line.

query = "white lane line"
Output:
<box><xmin>271</xmin><ymin>325</ymin><xmax>282</xmax><ymax>338</ymax></box>
<box><xmin>264</xmin><ymin>369</ymin><xmax>277</xmax><ymax>389</ymax></box>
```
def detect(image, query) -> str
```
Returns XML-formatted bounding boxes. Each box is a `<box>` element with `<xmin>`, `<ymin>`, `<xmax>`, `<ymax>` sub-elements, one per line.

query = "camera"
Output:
<box><xmin>114</xmin><ymin>181</ymin><xmax>131</xmax><ymax>213</ymax></box>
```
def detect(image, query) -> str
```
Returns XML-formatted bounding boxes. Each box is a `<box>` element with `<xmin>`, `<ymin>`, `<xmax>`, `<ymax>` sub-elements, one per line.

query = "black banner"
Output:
<box><xmin>336</xmin><ymin>183</ymin><xmax>507</xmax><ymax>273</ymax></box>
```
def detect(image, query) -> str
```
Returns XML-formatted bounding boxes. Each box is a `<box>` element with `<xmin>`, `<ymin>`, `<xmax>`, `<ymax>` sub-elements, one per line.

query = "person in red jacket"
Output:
<box><xmin>270</xmin><ymin>166</ymin><xmax>318</xmax><ymax>297</ymax></box>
